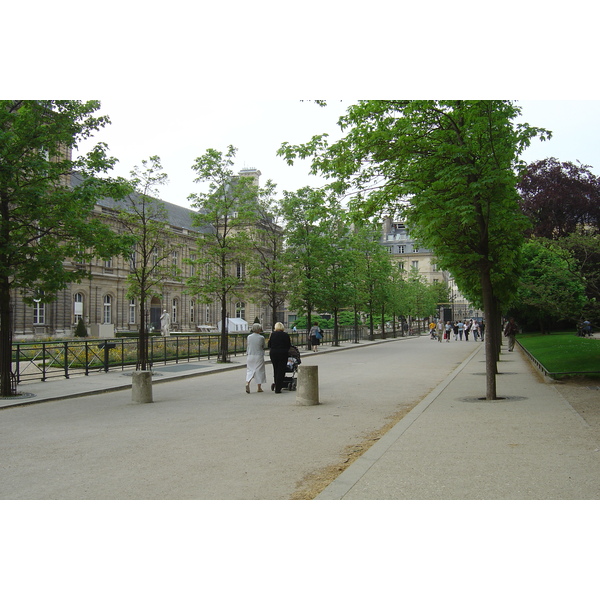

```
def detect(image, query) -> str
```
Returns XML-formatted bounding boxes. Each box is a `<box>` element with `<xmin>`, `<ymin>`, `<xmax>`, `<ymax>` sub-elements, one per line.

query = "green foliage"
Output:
<box><xmin>118</xmin><ymin>155</ymin><xmax>178</xmax><ymax>369</ymax></box>
<box><xmin>0</xmin><ymin>100</ymin><xmax>130</xmax><ymax>394</ymax></box>
<box><xmin>510</xmin><ymin>238</ymin><xmax>587</xmax><ymax>331</ymax></box>
<box><xmin>74</xmin><ymin>318</ymin><xmax>88</xmax><ymax>338</ymax></box>
<box><xmin>278</xmin><ymin>100</ymin><xmax>550</xmax><ymax>399</ymax></box>
<box><xmin>556</xmin><ymin>233</ymin><xmax>600</xmax><ymax>325</ymax></box>
<box><xmin>187</xmin><ymin>146</ymin><xmax>260</xmax><ymax>361</ymax></box>
<box><xmin>280</xmin><ymin>187</ymin><xmax>332</xmax><ymax>325</ymax></box>
<box><xmin>242</xmin><ymin>179</ymin><xmax>288</xmax><ymax>327</ymax></box>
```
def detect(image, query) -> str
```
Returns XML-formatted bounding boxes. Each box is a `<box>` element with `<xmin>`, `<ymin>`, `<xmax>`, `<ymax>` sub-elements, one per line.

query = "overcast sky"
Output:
<box><xmin>74</xmin><ymin>99</ymin><xmax>600</xmax><ymax>209</ymax></box>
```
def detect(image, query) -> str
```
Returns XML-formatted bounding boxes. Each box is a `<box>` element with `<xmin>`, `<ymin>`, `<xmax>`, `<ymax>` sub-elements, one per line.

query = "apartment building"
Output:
<box><xmin>380</xmin><ymin>217</ymin><xmax>448</xmax><ymax>286</ymax></box>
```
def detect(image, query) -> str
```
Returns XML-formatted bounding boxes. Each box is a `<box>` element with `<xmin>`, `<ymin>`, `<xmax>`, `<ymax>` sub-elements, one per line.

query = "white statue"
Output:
<box><xmin>160</xmin><ymin>309</ymin><xmax>171</xmax><ymax>336</ymax></box>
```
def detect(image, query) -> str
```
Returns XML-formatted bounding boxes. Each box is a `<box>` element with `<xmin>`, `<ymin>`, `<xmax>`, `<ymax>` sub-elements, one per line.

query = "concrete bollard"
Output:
<box><xmin>296</xmin><ymin>365</ymin><xmax>319</xmax><ymax>406</ymax></box>
<box><xmin>132</xmin><ymin>370</ymin><xmax>153</xmax><ymax>404</ymax></box>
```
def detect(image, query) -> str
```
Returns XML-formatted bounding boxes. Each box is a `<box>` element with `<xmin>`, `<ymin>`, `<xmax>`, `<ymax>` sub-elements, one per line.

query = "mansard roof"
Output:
<box><xmin>70</xmin><ymin>172</ymin><xmax>209</xmax><ymax>234</ymax></box>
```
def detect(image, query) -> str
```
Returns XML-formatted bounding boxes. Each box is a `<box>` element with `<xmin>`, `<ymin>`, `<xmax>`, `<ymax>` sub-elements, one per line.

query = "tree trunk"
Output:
<box><xmin>220</xmin><ymin>295</ymin><xmax>228</xmax><ymax>363</ymax></box>
<box><xmin>138</xmin><ymin>296</ymin><xmax>148</xmax><ymax>371</ymax></box>
<box><xmin>0</xmin><ymin>275</ymin><xmax>14</xmax><ymax>396</ymax></box>
<box><xmin>481</xmin><ymin>269</ymin><xmax>498</xmax><ymax>400</ymax></box>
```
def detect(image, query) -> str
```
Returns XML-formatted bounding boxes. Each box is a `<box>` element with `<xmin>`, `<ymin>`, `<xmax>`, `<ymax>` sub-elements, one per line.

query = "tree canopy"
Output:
<box><xmin>518</xmin><ymin>158</ymin><xmax>600</xmax><ymax>239</ymax></box>
<box><xmin>188</xmin><ymin>145</ymin><xmax>259</xmax><ymax>362</ymax></box>
<box><xmin>0</xmin><ymin>100</ymin><xmax>129</xmax><ymax>395</ymax></box>
<box><xmin>279</xmin><ymin>100</ymin><xmax>549</xmax><ymax>398</ymax></box>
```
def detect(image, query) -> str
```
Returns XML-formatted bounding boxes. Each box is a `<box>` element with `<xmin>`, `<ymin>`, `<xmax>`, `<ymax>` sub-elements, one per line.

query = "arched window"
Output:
<box><xmin>74</xmin><ymin>292</ymin><xmax>84</xmax><ymax>324</ymax></box>
<box><xmin>33</xmin><ymin>295</ymin><xmax>45</xmax><ymax>325</ymax></box>
<box><xmin>103</xmin><ymin>295</ymin><xmax>112</xmax><ymax>324</ymax></box>
<box><xmin>236</xmin><ymin>302</ymin><xmax>245</xmax><ymax>320</ymax></box>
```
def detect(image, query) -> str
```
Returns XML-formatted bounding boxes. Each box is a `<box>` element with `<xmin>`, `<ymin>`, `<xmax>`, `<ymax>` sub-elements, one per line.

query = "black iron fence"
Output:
<box><xmin>12</xmin><ymin>326</ymin><xmax>413</xmax><ymax>384</ymax></box>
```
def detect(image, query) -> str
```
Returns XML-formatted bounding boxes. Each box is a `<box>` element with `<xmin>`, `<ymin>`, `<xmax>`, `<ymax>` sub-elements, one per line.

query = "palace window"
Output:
<box><xmin>33</xmin><ymin>297</ymin><xmax>45</xmax><ymax>325</ymax></box>
<box><xmin>172</xmin><ymin>299</ymin><xmax>178</xmax><ymax>324</ymax></box>
<box><xmin>74</xmin><ymin>292</ymin><xmax>83</xmax><ymax>323</ymax></box>
<box><xmin>129</xmin><ymin>299</ymin><xmax>136</xmax><ymax>324</ymax></box>
<box><xmin>103</xmin><ymin>295</ymin><xmax>112</xmax><ymax>324</ymax></box>
<box><xmin>236</xmin><ymin>302</ymin><xmax>245</xmax><ymax>320</ymax></box>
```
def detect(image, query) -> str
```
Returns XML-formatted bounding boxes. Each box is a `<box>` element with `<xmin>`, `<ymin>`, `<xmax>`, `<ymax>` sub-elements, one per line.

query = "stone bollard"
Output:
<box><xmin>132</xmin><ymin>370</ymin><xmax>153</xmax><ymax>404</ymax></box>
<box><xmin>296</xmin><ymin>365</ymin><xmax>319</xmax><ymax>406</ymax></box>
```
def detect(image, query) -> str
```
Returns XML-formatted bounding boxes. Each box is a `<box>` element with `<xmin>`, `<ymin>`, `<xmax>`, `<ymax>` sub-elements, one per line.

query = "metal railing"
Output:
<box><xmin>12</xmin><ymin>326</ymin><xmax>414</xmax><ymax>384</ymax></box>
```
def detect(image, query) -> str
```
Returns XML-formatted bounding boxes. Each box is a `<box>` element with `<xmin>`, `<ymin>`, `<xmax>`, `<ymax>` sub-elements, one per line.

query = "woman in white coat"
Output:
<box><xmin>246</xmin><ymin>323</ymin><xmax>266</xmax><ymax>393</ymax></box>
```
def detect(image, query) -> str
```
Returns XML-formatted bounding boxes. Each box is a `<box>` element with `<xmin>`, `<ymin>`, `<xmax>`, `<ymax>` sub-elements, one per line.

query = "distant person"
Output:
<box><xmin>245</xmin><ymin>323</ymin><xmax>266</xmax><ymax>394</ymax></box>
<box><xmin>444</xmin><ymin>321</ymin><xmax>452</xmax><ymax>342</ymax></box>
<box><xmin>457</xmin><ymin>320</ymin><xmax>465</xmax><ymax>341</ymax></box>
<box><xmin>429</xmin><ymin>321</ymin><xmax>437</xmax><ymax>339</ymax></box>
<box><xmin>452</xmin><ymin>321</ymin><xmax>459</xmax><ymax>341</ymax></box>
<box><xmin>464</xmin><ymin>320</ymin><xmax>471</xmax><ymax>341</ymax></box>
<box><xmin>472</xmin><ymin>320</ymin><xmax>480</xmax><ymax>342</ymax></box>
<box><xmin>479</xmin><ymin>321</ymin><xmax>485</xmax><ymax>342</ymax></box>
<box><xmin>268</xmin><ymin>322</ymin><xmax>291</xmax><ymax>394</ymax></box>
<box><xmin>583</xmin><ymin>320</ymin><xmax>592</xmax><ymax>337</ymax></box>
<box><xmin>309</xmin><ymin>322</ymin><xmax>322</xmax><ymax>352</ymax></box>
<box><xmin>504</xmin><ymin>317</ymin><xmax>519</xmax><ymax>352</ymax></box>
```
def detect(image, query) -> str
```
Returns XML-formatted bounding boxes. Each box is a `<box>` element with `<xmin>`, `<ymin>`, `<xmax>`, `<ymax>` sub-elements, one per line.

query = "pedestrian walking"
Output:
<box><xmin>453</xmin><ymin>322</ymin><xmax>459</xmax><ymax>341</ymax></box>
<box><xmin>464</xmin><ymin>320</ymin><xmax>471</xmax><ymax>341</ymax></box>
<box><xmin>309</xmin><ymin>322</ymin><xmax>322</xmax><ymax>352</ymax></box>
<box><xmin>504</xmin><ymin>317</ymin><xmax>519</xmax><ymax>352</ymax></box>
<box><xmin>457</xmin><ymin>320</ymin><xmax>464</xmax><ymax>341</ymax></box>
<box><xmin>245</xmin><ymin>323</ymin><xmax>266</xmax><ymax>394</ymax></box>
<box><xmin>480</xmin><ymin>321</ymin><xmax>485</xmax><ymax>342</ymax></box>
<box><xmin>444</xmin><ymin>321</ymin><xmax>452</xmax><ymax>342</ymax></box>
<box><xmin>472</xmin><ymin>320</ymin><xmax>480</xmax><ymax>342</ymax></box>
<box><xmin>268</xmin><ymin>322</ymin><xmax>292</xmax><ymax>393</ymax></box>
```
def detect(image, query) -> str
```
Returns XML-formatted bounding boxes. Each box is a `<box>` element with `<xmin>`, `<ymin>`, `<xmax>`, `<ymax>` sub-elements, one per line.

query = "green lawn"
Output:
<box><xmin>517</xmin><ymin>332</ymin><xmax>600</xmax><ymax>377</ymax></box>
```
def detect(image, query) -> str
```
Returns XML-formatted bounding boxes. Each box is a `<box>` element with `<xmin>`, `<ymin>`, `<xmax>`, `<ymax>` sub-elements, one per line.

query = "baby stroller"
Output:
<box><xmin>283</xmin><ymin>346</ymin><xmax>301</xmax><ymax>391</ymax></box>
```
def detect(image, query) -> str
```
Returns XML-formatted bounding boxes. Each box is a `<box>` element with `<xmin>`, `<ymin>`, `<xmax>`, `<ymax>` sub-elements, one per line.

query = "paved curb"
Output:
<box><xmin>316</xmin><ymin>344</ymin><xmax>482</xmax><ymax>499</ymax></box>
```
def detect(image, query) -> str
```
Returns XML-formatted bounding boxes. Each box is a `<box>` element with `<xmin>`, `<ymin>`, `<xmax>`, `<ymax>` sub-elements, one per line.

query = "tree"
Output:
<box><xmin>118</xmin><ymin>156</ymin><xmax>180</xmax><ymax>370</ymax></box>
<box><xmin>74</xmin><ymin>317</ymin><xmax>88</xmax><ymax>338</ymax></box>
<box><xmin>279</xmin><ymin>100</ymin><xmax>549</xmax><ymax>399</ymax></box>
<box><xmin>518</xmin><ymin>158</ymin><xmax>600</xmax><ymax>239</ymax></box>
<box><xmin>188</xmin><ymin>146</ymin><xmax>258</xmax><ymax>363</ymax></box>
<box><xmin>244</xmin><ymin>179</ymin><xmax>288</xmax><ymax>329</ymax></box>
<box><xmin>510</xmin><ymin>238</ymin><xmax>587</xmax><ymax>332</ymax></box>
<box><xmin>557</xmin><ymin>232</ymin><xmax>600</xmax><ymax>325</ymax></box>
<box><xmin>360</xmin><ymin>233</ymin><xmax>392</xmax><ymax>340</ymax></box>
<box><xmin>318</xmin><ymin>203</ymin><xmax>355</xmax><ymax>345</ymax></box>
<box><xmin>280</xmin><ymin>186</ymin><xmax>330</xmax><ymax>345</ymax></box>
<box><xmin>403</xmin><ymin>268</ymin><xmax>439</xmax><ymax>329</ymax></box>
<box><xmin>0</xmin><ymin>100</ymin><xmax>129</xmax><ymax>396</ymax></box>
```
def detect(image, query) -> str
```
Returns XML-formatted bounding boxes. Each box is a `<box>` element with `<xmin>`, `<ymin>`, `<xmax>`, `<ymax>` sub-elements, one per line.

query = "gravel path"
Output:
<box><xmin>0</xmin><ymin>337</ymin><xmax>477</xmax><ymax>499</ymax></box>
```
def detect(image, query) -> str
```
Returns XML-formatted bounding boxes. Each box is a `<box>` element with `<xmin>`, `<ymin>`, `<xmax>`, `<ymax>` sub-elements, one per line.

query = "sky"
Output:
<box><xmin>74</xmin><ymin>99</ymin><xmax>600</xmax><ymax>209</ymax></box>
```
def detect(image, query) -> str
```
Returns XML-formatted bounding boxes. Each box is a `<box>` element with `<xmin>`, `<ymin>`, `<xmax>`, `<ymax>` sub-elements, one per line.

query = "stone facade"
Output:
<box><xmin>380</xmin><ymin>217</ymin><xmax>448</xmax><ymax>286</ymax></box>
<box><xmin>11</xmin><ymin>170</ymin><xmax>277</xmax><ymax>340</ymax></box>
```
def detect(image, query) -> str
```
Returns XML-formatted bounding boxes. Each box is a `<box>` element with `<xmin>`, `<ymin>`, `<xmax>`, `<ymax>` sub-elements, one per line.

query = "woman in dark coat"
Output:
<box><xmin>268</xmin><ymin>322</ymin><xmax>291</xmax><ymax>393</ymax></box>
